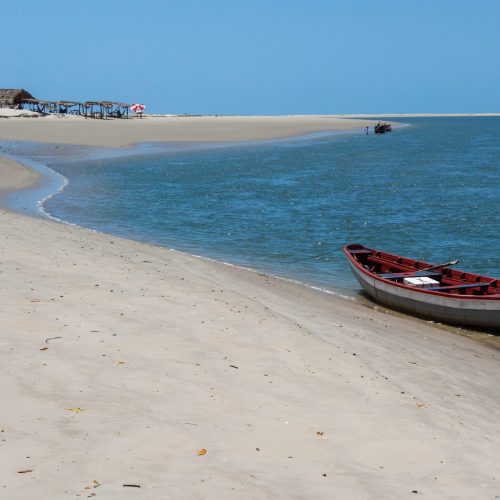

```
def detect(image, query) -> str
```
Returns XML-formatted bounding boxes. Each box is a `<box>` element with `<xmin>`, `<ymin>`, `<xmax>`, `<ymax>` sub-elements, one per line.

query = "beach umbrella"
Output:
<box><xmin>131</xmin><ymin>103</ymin><xmax>145</xmax><ymax>112</ymax></box>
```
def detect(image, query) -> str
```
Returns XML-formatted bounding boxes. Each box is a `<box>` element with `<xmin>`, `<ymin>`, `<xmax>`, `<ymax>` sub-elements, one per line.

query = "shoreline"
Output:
<box><xmin>0</xmin><ymin>119</ymin><xmax>381</xmax><ymax>296</ymax></box>
<box><xmin>1</xmin><ymin>118</ymin><xmax>499</xmax><ymax>499</ymax></box>
<box><xmin>1</xmin><ymin>122</ymin><xmax>498</xmax><ymax>345</ymax></box>
<box><xmin>2</xmin><ymin>155</ymin><xmax>497</xmax><ymax>346</ymax></box>
<box><xmin>0</xmin><ymin>150</ymin><xmax>363</xmax><ymax>302</ymax></box>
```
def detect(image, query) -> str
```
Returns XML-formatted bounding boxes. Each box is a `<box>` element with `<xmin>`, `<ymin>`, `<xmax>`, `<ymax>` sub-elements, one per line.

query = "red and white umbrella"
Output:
<box><xmin>131</xmin><ymin>103</ymin><xmax>145</xmax><ymax>112</ymax></box>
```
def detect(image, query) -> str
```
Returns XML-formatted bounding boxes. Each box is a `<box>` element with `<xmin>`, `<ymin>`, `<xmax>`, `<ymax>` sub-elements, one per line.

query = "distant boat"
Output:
<box><xmin>344</xmin><ymin>244</ymin><xmax>500</xmax><ymax>330</ymax></box>
<box><xmin>374</xmin><ymin>122</ymin><xmax>392</xmax><ymax>134</ymax></box>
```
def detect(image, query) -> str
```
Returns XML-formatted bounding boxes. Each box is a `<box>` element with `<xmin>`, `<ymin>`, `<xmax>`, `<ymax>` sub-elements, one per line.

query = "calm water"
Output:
<box><xmin>5</xmin><ymin>117</ymin><xmax>500</xmax><ymax>292</ymax></box>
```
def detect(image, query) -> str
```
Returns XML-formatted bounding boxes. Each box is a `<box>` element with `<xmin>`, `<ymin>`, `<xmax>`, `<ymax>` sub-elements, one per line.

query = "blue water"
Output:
<box><xmin>3</xmin><ymin>117</ymin><xmax>500</xmax><ymax>292</ymax></box>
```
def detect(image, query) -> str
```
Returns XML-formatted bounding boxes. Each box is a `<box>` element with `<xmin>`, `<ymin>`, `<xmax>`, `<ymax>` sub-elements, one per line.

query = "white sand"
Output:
<box><xmin>0</xmin><ymin>114</ymin><xmax>376</xmax><ymax>147</ymax></box>
<box><xmin>0</xmin><ymin>121</ymin><xmax>499</xmax><ymax>499</ymax></box>
<box><xmin>0</xmin><ymin>108</ymin><xmax>41</xmax><ymax>118</ymax></box>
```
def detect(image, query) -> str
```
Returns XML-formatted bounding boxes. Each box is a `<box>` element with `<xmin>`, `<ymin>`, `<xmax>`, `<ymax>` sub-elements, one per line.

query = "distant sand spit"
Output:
<box><xmin>344</xmin><ymin>113</ymin><xmax>500</xmax><ymax>117</ymax></box>
<box><xmin>1</xmin><ymin>112</ymin><xmax>498</xmax><ymax>149</ymax></box>
<box><xmin>0</xmin><ymin>114</ymin><xmax>377</xmax><ymax>147</ymax></box>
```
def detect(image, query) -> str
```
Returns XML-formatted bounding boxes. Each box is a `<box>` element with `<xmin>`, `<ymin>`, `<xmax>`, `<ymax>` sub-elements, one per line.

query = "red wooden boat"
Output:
<box><xmin>344</xmin><ymin>244</ymin><xmax>500</xmax><ymax>330</ymax></box>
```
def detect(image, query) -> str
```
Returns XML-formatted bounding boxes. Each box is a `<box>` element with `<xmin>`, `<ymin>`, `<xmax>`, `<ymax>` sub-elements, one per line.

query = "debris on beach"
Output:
<box><xmin>198</xmin><ymin>448</ymin><xmax>207</xmax><ymax>456</ymax></box>
<box><xmin>66</xmin><ymin>407</ymin><xmax>85</xmax><ymax>413</ymax></box>
<box><xmin>83</xmin><ymin>479</ymin><xmax>101</xmax><ymax>490</ymax></box>
<box><xmin>45</xmin><ymin>336</ymin><xmax>62</xmax><ymax>343</ymax></box>
<box><xmin>17</xmin><ymin>469</ymin><xmax>34</xmax><ymax>474</ymax></box>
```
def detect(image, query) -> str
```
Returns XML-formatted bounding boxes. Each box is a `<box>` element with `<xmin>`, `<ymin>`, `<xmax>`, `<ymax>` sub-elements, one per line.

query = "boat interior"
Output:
<box><xmin>347</xmin><ymin>245</ymin><xmax>499</xmax><ymax>297</ymax></box>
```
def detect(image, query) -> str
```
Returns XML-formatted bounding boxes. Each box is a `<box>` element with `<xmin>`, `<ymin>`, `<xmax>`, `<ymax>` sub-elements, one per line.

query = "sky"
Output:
<box><xmin>2</xmin><ymin>0</ymin><xmax>499</xmax><ymax>115</ymax></box>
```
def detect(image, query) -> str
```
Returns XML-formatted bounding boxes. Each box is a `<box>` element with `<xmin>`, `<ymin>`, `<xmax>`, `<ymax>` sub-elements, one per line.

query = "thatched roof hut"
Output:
<box><xmin>0</xmin><ymin>90</ymin><xmax>130</xmax><ymax>118</ymax></box>
<box><xmin>0</xmin><ymin>89</ymin><xmax>35</xmax><ymax>108</ymax></box>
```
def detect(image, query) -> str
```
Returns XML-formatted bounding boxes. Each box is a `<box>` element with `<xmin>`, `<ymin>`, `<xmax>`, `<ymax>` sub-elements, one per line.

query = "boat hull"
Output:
<box><xmin>348</xmin><ymin>260</ymin><xmax>500</xmax><ymax>330</ymax></box>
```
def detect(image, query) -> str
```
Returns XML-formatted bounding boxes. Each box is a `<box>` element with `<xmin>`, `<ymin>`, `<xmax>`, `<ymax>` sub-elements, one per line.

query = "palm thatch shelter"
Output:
<box><xmin>0</xmin><ymin>89</ymin><xmax>35</xmax><ymax>108</ymax></box>
<box><xmin>81</xmin><ymin>101</ymin><xmax>131</xmax><ymax>119</ymax></box>
<box><xmin>57</xmin><ymin>101</ymin><xmax>81</xmax><ymax>114</ymax></box>
<box><xmin>101</xmin><ymin>101</ymin><xmax>130</xmax><ymax>118</ymax></box>
<box><xmin>0</xmin><ymin>88</ymin><xmax>131</xmax><ymax>118</ymax></box>
<box><xmin>81</xmin><ymin>101</ymin><xmax>105</xmax><ymax>119</ymax></box>
<box><xmin>23</xmin><ymin>100</ymin><xmax>58</xmax><ymax>114</ymax></box>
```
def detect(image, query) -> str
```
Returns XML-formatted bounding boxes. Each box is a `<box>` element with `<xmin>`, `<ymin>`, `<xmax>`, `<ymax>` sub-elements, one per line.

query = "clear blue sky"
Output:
<box><xmin>3</xmin><ymin>0</ymin><xmax>499</xmax><ymax>114</ymax></box>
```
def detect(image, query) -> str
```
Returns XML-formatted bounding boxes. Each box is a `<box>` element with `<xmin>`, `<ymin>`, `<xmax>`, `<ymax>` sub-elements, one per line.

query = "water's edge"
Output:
<box><xmin>1</xmin><ymin>120</ymin><xmax>498</xmax><ymax>344</ymax></box>
<box><xmin>0</xmin><ymin>130</ymin><xmax>366</xmax><ymax>299</ymax></box>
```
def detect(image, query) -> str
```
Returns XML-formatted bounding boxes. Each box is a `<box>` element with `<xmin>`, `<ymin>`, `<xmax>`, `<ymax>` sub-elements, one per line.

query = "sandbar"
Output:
<box><xmin>0</xmin><ymin>114</ymin><xmax>376</xmax><ymax>147</ymax></box>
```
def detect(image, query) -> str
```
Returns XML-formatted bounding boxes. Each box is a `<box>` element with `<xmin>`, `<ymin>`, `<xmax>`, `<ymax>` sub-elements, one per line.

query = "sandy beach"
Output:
<box><xmin>1</xmin><ymin>116</ymin><xmax>499</xmax><ymax>499</ymax></box>
<box><xmin>0</xmin><ymin>114</ymin><xmax>377</xmax><ymax>148</ymax></box>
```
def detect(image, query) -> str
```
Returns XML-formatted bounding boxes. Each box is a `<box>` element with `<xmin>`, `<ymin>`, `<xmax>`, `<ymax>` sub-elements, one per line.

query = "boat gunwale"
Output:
<box><xmin>343</xmin><ymin>244</ymin><xmax>500</xmax><ymax>302</ymax></box>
